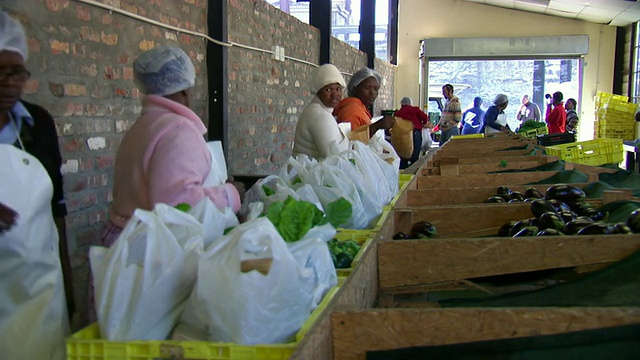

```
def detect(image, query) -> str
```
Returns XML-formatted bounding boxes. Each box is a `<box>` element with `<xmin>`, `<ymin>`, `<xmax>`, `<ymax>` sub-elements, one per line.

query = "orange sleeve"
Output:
<box><xmin>334</xmin><ymin>98</ymin><xmax>371</xmax><ymax>131</ymax></box>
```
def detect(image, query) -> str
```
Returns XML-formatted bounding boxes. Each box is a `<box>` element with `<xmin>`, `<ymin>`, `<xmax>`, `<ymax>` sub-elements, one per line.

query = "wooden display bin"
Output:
<box><xmin>331</xmin><ymin>307</ymin><xmax>640</xmax><ymax>360</ymax></box>
<box><xmin>416</xmin><ymin>170</ymin><xmax>598</xmax><ymax>189</ymax></box>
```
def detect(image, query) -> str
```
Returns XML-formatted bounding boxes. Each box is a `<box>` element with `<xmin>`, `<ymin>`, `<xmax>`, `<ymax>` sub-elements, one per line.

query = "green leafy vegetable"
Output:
<box><xmin>175</xmin><ymin>203</ymin><xmax>192</xmax><ymax>212</ymax></box>
<box><xmin>499</xmin><ymin>160</ymin><xmax>508</xmax><ymax>167</ymax></box>
<box><xmin>266</xmin><ymin>196</ymin><xmax>353</xmax><ymax>242</ymax></box>
<box><xmin>262</xmin><ymin>185</ymin><xmax>275</xmax><ymax>196</ymax></box>
<box><xmin>292</xmin><ymin>177</ymin><xmax>302</xmax><ymax>185</ymax></box>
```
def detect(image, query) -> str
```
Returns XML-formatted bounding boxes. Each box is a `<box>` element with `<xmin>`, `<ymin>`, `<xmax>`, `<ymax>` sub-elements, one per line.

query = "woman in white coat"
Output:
<box><xmin>0</xmin><ymin>144</ymin><xmax>69</xmax><ymax>360</ymax></box>
<box><xmin>292</xmin><ymin>64</ymin><xmax>349</xmax><ymax>160</ymax></box>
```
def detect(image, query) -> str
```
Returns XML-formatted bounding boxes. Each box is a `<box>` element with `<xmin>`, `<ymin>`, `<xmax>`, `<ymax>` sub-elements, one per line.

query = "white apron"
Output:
<box><xmin>0</xmin><ymin>144</ymin><xmax>69</xmax><ymax>360</ymax></box>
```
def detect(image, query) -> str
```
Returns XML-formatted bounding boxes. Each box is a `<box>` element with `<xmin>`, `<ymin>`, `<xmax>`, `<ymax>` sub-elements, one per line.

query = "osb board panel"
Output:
<box><xmin>289</xmin><ymin>311</ymin><xmax>333</xmax><ymax>360</ymax></box>
<box><xmin>377</xmin><ymin>235</ymin><xmax>640</xmax><ymax>288</ymax></box>
<box><xmin>333</xmin><ymin>239</ymin><xmax>379</xmax><ymax>309</ymax></box>
<box><xmin>421</xmin><ymin>160</ymin><xmax>550</xmax><ymax>175</ymax></box>
<box><xmin>392</xmin><ymin>203</ymin><xmax>533</xmax><ymax>238</ymax></box>
<box><xmin>429</xmin><ymin>154</ymin><xmax>549</xmax><ymax>166</ymax></box>
<box><xmin>416</xmin><ymin>171</ymin><xmax>595</xmax><ymax>189</ymax></box>
<box><xmin>331</xmin><ymin>308</ymin><xmax>640</xmax><ymax>360</ymax></box>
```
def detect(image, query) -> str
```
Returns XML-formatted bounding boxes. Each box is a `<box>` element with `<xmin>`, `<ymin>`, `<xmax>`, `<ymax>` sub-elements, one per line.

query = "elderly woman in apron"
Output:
<box><xmin>85</xmin><ymin>46</ymin><xmax>244</xmax><ymax>323</ymax></box>
<box><xmin>1</xmin><ymin>145</ymin><xmax>69</xmax><ymax>359</ymax></box>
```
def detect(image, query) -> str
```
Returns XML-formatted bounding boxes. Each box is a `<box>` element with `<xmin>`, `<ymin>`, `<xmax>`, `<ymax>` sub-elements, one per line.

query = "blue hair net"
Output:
<box><xmin>347</xmin><ymin>68</ymin><xmax>381</xmax><ymax>97</ymax></box>
<box><xmin>133</xmin><ymin>46</ymin><xmax>196</xmax><ymax>96</ymax></box>
<box><xmin>0</xmin><ymin>11</ymin><xmax>28</xmax><ymax>61</ymax></box>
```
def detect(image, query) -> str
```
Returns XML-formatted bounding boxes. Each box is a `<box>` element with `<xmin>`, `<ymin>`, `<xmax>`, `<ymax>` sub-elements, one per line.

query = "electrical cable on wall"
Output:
<box><xmin>71</xmin><ymin>0</ymin><xmax>320</xmax><ymax>68</ymax></box>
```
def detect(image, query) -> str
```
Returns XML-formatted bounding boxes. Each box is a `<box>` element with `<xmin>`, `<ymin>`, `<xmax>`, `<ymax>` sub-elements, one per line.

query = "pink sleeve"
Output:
<box><xmin>146</xmin><ymin>123</ymin><xmax>241</xmax><ymax>213</ymax></box>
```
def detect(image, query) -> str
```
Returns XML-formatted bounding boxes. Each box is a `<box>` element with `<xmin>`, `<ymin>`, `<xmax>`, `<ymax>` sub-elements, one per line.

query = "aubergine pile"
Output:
<box><xmin>393</xmin><ymin>221</ymin><xmax>437</xmax><ymax>240</ymax></box>
<box><xmin>497</xmin><ymin>184</ymin><xmax>640</xmax><ymax>237</ymax></box>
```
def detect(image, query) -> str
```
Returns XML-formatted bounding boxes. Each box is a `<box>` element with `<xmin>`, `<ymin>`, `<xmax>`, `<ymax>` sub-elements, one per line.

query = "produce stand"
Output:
<box><xmin>306</xmin><ymin>134</ymin><xmax>640</xmax><ymax>360</ymax></box>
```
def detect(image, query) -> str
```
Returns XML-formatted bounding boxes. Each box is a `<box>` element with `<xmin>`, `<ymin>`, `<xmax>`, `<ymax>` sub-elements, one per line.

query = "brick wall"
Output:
<box><xmin>227</xmin><ymin>0</ymin><xmax>320</xmax><ymax>175</ymax></box>
<box><xmin>4</xmin><ymin>0</ymin><xmax>208</xmax><ymax>323</ymax></box>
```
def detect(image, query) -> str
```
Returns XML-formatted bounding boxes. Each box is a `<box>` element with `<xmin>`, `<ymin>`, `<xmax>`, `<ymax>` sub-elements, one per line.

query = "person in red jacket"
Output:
<box><xmin>394</xmin><ymin>97</ymin><xmax>431</xmax><ymax>168</ymax></box>
<box><xmin>545</xmin><ymin>91</ymin><xmax>566</xmax><ymax>134</ymax></box>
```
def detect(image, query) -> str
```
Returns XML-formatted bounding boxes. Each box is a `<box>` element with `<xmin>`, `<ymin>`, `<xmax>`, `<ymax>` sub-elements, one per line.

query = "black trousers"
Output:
<box><xmin>400</xmin><ymin>129</ymin><xmax>423</xmax><ymax>169</ymax></box>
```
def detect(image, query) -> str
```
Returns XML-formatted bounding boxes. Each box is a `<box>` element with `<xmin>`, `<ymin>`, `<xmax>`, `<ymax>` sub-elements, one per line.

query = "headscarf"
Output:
<box><xmin>133</xmin><ymin>45</ymin><xmax>196</xmax><ymax>96</ymax></box>
<box><xmin>0</xmin><ymin>11</ymin><xmax>28</xmax><ymax>61</ymax></box>
<box><xmin>493</xmin><ymin>94</ymin><xmax>509</xmax><ymax>106</ymax></box>
<box><xmin>347</xmin><ymin>68</ymin><xmax>381</xmax><ymax>97</ymax></box>
<box><xmin>400</xmin><ymin>97</ymin><xmax>412</xmax><ymax>106</ymax></box>
<box><xmin>312</xmin><ymin>64</ymin><xmax>346</xmax><ymax>94</ymax></box>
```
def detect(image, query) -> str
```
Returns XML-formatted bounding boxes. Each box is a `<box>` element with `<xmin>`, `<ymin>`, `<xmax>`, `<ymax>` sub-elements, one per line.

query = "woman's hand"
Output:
<box><xmin>226</xmin><ymin>177</ymin><xmax>246</xmax><ymax>200</ymax></box>
<box><xmin>0</xmin><ymin>202</ymin><xmax>18</xmax><ymax>235</ymax></box>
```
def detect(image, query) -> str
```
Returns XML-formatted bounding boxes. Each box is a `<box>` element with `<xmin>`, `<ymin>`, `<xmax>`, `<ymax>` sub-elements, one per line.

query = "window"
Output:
<box><xmin>632</xmin><ymin>22</ymin><xmax>640</xmax><ymax>104</ymax></box>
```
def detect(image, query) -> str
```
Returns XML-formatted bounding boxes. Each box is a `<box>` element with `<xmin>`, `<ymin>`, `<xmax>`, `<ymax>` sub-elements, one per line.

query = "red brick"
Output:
<box><xmin>96</xmin><ymin>156</ymin><xmax>114</xmax><ymax>169</ymax></box>
<box><xmin>101</xmin><ymin>13</ymin><xmax>112</xmax><ymax>25</ymax></box>
<box><xmin>117</xmin><ymin>53</ymin><xmax>129</xmax><ymax>64</ymax></box>
<box><xmin>114</xmin><ymin>88</ymin><xmax>129</xmax><ymax>97</ymax></box>
<box><xmin>122</xmin><ymin>67</ymin><xmax>134</xmax><ymax>80</ymax></box>
<box><xmin>103</xmin><ymin>66</ymin><xmax>120</xmax><ymax>80</ymax></box>
<box><xmin>63</xmin><ymin>102</ymin><xmax>84</xmax><ymax>116</ymax></box>
<box><xmin>63</xmin><ymin>138</ymin><xmax>83</xmax><ymax>152</ymax></box>
<box><xmin>23</xmin><ymin>79</ymin><xmax>39</xmax><ymax>94</ymax></box>
<box><xmin>122</xmin><ymin>4</ymin><xmax>138</xmax><ymax>14</ymax></box>
<box><xmin>45</xmin><ymin>0</ymin><xmax>70</xmax><ymax>12</ymax></box>
<box><xmin>79</xmin><ymin>157</ymin><xmax>94</xmax><ymax>171</ymax></box>
<box><xmin>27</xmin><ymin>37</ymin><xmax>41</xmax><ymax>53</ymax></box>
<box><xmin>64</xmin><ymin>84</ymin><xmax>87</xmax><ymax>96</ymax></box>
<box><xmin>139</xmin><ymin>40</ymin><xmax>155</xmax><ymax>50</ymax></box>
<box><xmin>101</xmin><ymin>32</ymin><xmax>118</xmax><ymax>46</ymax></box>
<box><xmin>49</xmin><ymin>82</ymin><xmax>64</xmax><ymax>97</ymax></box>
<box><xmin>79</xmin><ymin>26</ymin><xmax>100</xmax><ymax>42</ymax></box>
<box><xmin>76</xmin><ymin>4</ymin><xmax>91</xmax><ymax>21</ymax></box>
<box><xmin>50</xmin><ymin>40</ymin><xmax>70</xmax><ymax>55</ymax></box>
<box><xmin>81</xmin><ymin>64</ymin><xmax>98</xmax><ymax>77</ymax></box>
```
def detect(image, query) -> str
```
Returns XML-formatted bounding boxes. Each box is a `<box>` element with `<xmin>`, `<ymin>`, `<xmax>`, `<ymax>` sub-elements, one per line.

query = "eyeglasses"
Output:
<box><xmin>0</xmin><ymin>68</ymin><xmax>31</xmax><ymax>82</ymax></box>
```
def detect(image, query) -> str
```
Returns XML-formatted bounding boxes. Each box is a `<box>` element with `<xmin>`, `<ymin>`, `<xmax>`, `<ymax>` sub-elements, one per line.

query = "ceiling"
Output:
<box><xmin>464</xmin><ymin>0</ymin><xmax>640</xmax><ymax>27</ymax></box>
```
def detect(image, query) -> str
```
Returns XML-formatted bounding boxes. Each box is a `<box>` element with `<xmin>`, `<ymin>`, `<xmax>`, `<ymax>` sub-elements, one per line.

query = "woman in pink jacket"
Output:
<box><xmin>85</xmin><ymin>46</ymin><xmax>243</xmax><ymax>324</ymax></box>
<box><xmin>102</xmin><ymin>45</ymin><xmax>242</xmax><ymax>246</ymax></box>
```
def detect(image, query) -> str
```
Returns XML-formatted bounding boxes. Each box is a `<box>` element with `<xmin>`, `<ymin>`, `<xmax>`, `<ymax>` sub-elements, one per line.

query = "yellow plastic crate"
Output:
<box><xmin>545</xmin><ymin>138</ymin><xmax>624</xmax><ymax>166</ymax></box>
<box><xmin>595</xmin><ymin>119</ymin><xmax>635</xmax><ymax>140</ymax></box>
<box><xmin>595</xmin><ymin>91</ymin><xmax>629</xmax><ymax>108</ymax></box>
<box><xmin>67</xmin><ymin>278</ymin><xmax>343</xmax><ymax>360</ymax></box>
<box><xmin>518</xmin><ymin>126</ymin><xmax>548</xmax><ymax>139</ymax></box>
<box><xmin>450</xmin><ymin>133</ymin><xmax>485</xmax><ymax>139</ymax></box>
<box><xmin>333</xmin><ymin>230</ymin><xmax>375</xmax><ymax>277</ymax></box>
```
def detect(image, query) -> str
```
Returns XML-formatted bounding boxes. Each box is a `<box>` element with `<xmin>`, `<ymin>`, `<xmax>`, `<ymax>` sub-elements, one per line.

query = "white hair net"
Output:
<box><xmin>400</xmin><ymin>97</ymin><xmax>412</xmax><ymax>106</ymax></box>
<box><xmin>0</xmin><ymin>11</ymin><xmax>28</xmax><ymax>61</ymax></box>
<box><xmin>494</xmin><ymin>94</ymin><xmax>509</xmax><ymax>106</ymax></box>
<box><xmin>133</xmin><ymin>45</ymin><xmax>196</xmax><ymax>96</ymax></box>
<box><xmin>347</xmin><ymin>68</ymin><xmax>381</xmax><ymax>97</ymax></box>
<box><xmin>312</xmin><ymin>64</ymin><xmax>346</xmax><ymax>94</ymax></box>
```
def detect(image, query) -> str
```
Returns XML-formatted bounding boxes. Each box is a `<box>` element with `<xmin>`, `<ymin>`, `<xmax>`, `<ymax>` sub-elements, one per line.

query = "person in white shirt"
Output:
<box><xmin>292</xmin><ymin>64</ymin><xmax>349</xmax><ymax>160</ymax></box>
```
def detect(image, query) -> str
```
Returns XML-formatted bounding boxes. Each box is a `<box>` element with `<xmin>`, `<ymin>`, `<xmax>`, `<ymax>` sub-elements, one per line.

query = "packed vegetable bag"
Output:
<box><xmin>174</xmin><ymin>217</ymin><xmax>337</xmax><ymax>344</ymax></box>
<box><xmin>89</xmin><ymin>204</ymin><xmax>204</xmax><ymax>341</ymax></box>
<box><xmin>239</xmin><ymin>175</ymin><xmax>324</xmax><ymax>217</ymax></box>
<box><xmin>187</xmin><ymin>197</ymin><xmax>239</xmax><ymax>249</ymax></box>
<box><xmin>352</xmin><ymin>138</ymin><xmax>400</xmax><ymax>204</ymax></box>
<box><xmin>278</xmin><ymin>153</ymin><xmax>317</xmax><ymax>189</ymax></box>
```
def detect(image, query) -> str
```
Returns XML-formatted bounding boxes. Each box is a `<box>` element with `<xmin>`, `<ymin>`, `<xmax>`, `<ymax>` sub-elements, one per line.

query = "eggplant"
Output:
<box><xmin>498</xmin><ymin>221</ymin><xmax>517</xmax><ymax>237</ymax></box>
<box><xmin>576</xmin><ymin>223</ymin><xmax>612</xmax><ymax>235</ymax></box>
<box><xmin>558</xmin><ymin>210</ymin><xmax>577</xmax><ymax>224</ymax></box>
<box><xmin>392</xmin><ymin>231</ymin><xmax>409</xmax><ymax>240</ymax></box>
<box><xmin>411</xmin><ymin>221</ymin><xmax>437</xmax><ymax>238</ymax></box>
<box><xmin>497</xmin><ymin>186</ymin><xmax>513</xmax><ymax>195</ymax></box>
<box><xmin>583</xmin><ymin>209</ymin><xmax>607</xmax><ymax>222</ymax></box>
<box><xmin>509</xmin><ymin>191</ymin><xmax>525</xmax><ymax>202</ymax></box>
<box><xmin>486</xmin><ymin>196</ymin><xmax>505</xmax><ymax>203</ymax></box>
<box><xmin>565</xmin><ymin>218</ymin><xmax>596</xmax><ymax>235</ymax></box>
<box><xmin>508</xmin><ymin>219</ymin><xmax>529</xmax><ymax>237</ymax></box>
<box><xmin>497</xmin><ymin>194</ymin><xmax>513</xmax><ymax>202</ymax></box>
<box><xmin>567</xmin><ymin>200</ymin><xmax>593</xmax><ymax>216</ymax></box>
<box><xmin>627</xmin><ymin>209</ymin><xmax>640</xmax><ymax>233</ymax></box>
<box><xmin>508</xmin><ymin>198</ymin><xmax>522</xmax><ymax>203</ymax></box>
<box><xmin>545</xmin><ymin>184</ymin><xmax>586</xmax><ymax>203</ymax></box>
<box><xmin>610</xmin><ymin>223</ymin><xmax>633</xmax><ymax>234</ymax></box>
<box><xmin>537</xmin><ymin>212</ymin><xmax>566</xmax><ymax>232</ymax></box>
<box><xmin>523</xmin><ymin>197</ymin><xmax>537</xmax><ymax>202</ymax></box>
<box><xmin>334</xmin><ymin>252</ymin><xmax>353</xmax><ymax>268</ymax></box>
<box><xmin>512</xmin><ymin>226</ymin><xmax>539</xmax><ymax>237</ymax></box>
<box><xmin>547</xmin><ymin>199</ymin><xmax>572</xmax><ymax>213</ymax></box>
<box><xmin>536</xmin><ymin>228</ymin><xmax>565</xmax><ymax>236</ymax></box>
<box><xmin>530</xmin><ymin>199</ymin><xmax>557</xmax><ymax>218</ymax></box>
<box><xmin>524</xmin><ymin>187</ymin><xmax>544</xmax><ymax>199</ymax></box>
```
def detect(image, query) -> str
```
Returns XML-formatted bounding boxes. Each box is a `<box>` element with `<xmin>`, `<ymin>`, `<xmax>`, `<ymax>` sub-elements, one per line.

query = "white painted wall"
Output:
<box><xmin>397</xmin><ymin>0</ymin><xmax>617</xmax><ymax>140</ymax></box>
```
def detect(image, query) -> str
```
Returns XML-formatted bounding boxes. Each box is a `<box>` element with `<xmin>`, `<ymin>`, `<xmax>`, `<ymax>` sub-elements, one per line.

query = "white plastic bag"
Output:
<box><xmin>304</xmin><ymin>162</ymin><xmax>369</xmax><ymax>229</ymax></box>
<box><xmin>278</xmin><ymin>154</ymin><xmax>316</xmax><ymax>189</ymax></box>
<box><xmin>239</xmin><ymin>175</ymin><xmax>297</xmax><ymax>216</ymax></box>
<box><xmin>174</xmin><ymin>218</ymin><xmax>318</xmax><ymax>344</ymax></box>
<box><xmin>203</xmin><ymin>141</ymin><xmax>228</xmax><ymax>187</ymax></box>
<box><xmin>188</xmin><ymin>197</ymin><xmax>239</xmax><ymax>249</ymax></box>
<box><xmin>421</xmin><ymin>128</ymin><xmax>433</xmax><ymax>152</ymax></box>
<box><xmin>90</xmin><ymin>204</ymin><xmax>204</xmax><ymax>341</ymax></box>
<box><xmin>351</xmin><ymin>140</ymin><xmax>399</xmax><ymax>206</ymax></box>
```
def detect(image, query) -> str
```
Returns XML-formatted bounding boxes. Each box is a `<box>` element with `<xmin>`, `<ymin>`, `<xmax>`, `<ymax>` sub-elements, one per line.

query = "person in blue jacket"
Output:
<box><xmin>461</xmin><ymin>97</ymin><xmax>485</xmax><ymax>135</ymax></box>
<box><xmin>483</xmin><ymin>94</ymin><xmax>510</xmax><ymax>134</ymax></box>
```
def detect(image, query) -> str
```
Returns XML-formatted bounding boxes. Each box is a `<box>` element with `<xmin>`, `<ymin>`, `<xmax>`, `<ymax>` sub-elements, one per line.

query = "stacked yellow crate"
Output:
<box><xmin>594</xmin><ymin>91</ymin><xmax>638</xmax><ymax>140</ymax></box>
